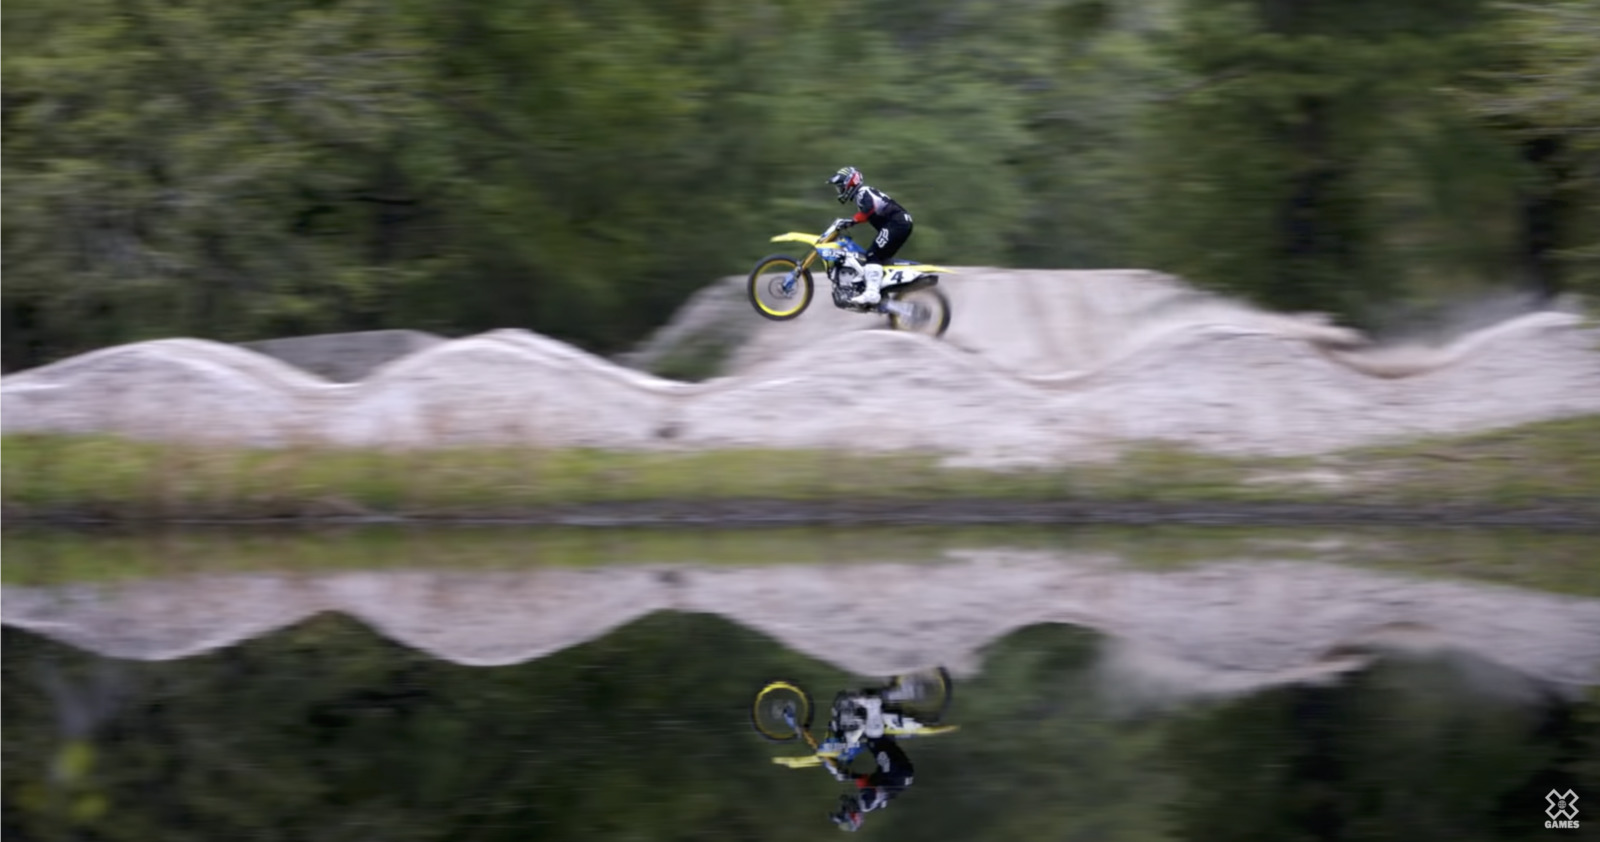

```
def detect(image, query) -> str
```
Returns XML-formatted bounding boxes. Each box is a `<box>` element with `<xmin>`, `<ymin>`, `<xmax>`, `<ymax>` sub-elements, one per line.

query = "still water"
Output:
<box><xmin>3</xmin><ymin>524</ymin><xmax>1598</xmax><ymax>841</ymax></box>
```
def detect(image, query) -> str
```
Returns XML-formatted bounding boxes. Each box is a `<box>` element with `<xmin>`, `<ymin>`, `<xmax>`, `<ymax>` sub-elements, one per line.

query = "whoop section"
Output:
<box><xmin>4</xmin><ymin>270</ymin><xmax>1599</xmax><ymax>464</ymax></box>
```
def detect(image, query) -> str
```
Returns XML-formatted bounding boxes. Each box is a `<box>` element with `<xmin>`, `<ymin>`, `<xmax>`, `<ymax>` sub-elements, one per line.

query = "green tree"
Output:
<box><xmin>2</xmin><ymin>0</ymin><xmax>434</xmax><ymax>363</ymax></box>
<box><xmin>1137</xmin><ymin>0</ymin><xmax>1513</xmax><ymax>323</ymax></box>
<box><xmin>1458</xmin><ymin>0</ymin><xmax>1600</xmax><ymax>298</ymax></box>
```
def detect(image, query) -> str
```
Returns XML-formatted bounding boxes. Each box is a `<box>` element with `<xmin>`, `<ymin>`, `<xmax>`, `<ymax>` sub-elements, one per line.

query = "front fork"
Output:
<box><xmin>784</xmin><ymin>252</ymin><xmax>821</xmax><ymax>295</ymax></box>
<box><xmin>783</xmin><ymin>705</ymin><xmax>820</xmax><ymax>752</ymax></box>
<box><xmin>788</xmin><ymin>705</ymin><xmax>862</xmax><ymax>773</ymax></box>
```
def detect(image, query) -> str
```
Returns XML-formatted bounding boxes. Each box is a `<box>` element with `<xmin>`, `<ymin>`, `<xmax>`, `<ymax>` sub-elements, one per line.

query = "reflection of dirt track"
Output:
<box><xmin>4</xmin><ymin>270</ymin><xmax>1598</xmax><ymax>464</ymax></box>
<box><xmin>6</xmin><ymin>554</ymin><xmax>1599</xmax><ymax>696</ymax></box>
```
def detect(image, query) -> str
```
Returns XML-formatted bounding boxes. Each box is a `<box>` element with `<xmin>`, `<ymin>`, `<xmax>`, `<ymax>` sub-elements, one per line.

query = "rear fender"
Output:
<box><xmin>884</xmin><ymin>274</ymin><xmax>940</xmax><ymax>294</ymax></box>
<box><xmin>889</xmin><ymin>263</ymin><xmax>955</xmax><ymax>275</ymax></box>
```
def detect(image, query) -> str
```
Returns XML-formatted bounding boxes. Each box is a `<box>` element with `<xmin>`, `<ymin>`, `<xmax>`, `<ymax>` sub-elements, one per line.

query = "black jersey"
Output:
<box><xmin>850</xmin><ymin>185</ymin><xmax>910</xmax><ymax>229</ymax></box>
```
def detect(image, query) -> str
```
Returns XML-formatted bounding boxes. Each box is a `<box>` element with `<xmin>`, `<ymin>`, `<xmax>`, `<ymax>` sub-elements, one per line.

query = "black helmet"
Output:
<box><xmin>827</xmin><ymin>166</ymin><xmax>863</xmax><ymax>204</ymax></box>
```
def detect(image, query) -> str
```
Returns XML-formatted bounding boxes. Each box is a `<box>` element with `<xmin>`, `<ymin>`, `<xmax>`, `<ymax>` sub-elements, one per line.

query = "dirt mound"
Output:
<box><xmin>5</xmin><ymin>270</ymin><xmax>1598</xmax><ymax>463</ymax></box>
<box><xmin>626</xmin><ymin>268</ymin><xmax>1367</xmax><ymax>379</ymax></box>
<box><xmin>7</xmin><ymin>554</ymin><xmax>1598</xmax><ymax>695</ymax></box>
<box><xmin>243</xmin><ymin>329</ymin><xmax>445</xmax><ymax>382</ymax></box>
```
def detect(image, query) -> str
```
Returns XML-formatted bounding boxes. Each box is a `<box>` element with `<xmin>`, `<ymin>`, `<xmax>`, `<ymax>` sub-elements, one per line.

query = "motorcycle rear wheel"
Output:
<box><xmin>886</xmin><ymin>287</ymin><xmax>951</xmax><ymax>337</ymax></box>
<box><xmin>883</xmin><ymin>666</ymin><xmax>954</xmax><ymax>724</ymax></box>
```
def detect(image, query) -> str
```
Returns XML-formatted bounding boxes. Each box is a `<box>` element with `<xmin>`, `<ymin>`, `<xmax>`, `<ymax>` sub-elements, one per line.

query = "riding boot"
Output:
<box><xmin>848</xmin><ymin>263</ymin><xmax>883</xmax><ymax>306</ymax></box>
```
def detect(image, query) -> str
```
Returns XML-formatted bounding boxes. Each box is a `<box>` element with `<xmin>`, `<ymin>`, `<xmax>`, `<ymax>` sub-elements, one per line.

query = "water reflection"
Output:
<box><xmin>756</xmin><ymin>669</ymin><xmax>955</xmax><ymax>832</ymax></box>
<box><xmin>825</xmin><ymin>733</ymin><xmax>914</xmax><ymax>832</ymax></box>
<box><xmin>7</xmin><ymin>553</ymin><xmax>1598</xmax><ymax>690</ymax></box>
<box><xmin>2</xmin><ymin>526</ymin><xmax>1598</xmax><ymax>839</ymax></box>
<box><xmin>4</xmin><ymin>615</ymin><xmax>1596</xmax><ymax>841</ymax></box>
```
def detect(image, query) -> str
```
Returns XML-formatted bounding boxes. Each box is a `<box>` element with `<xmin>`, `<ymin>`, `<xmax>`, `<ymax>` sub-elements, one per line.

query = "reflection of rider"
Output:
<box><xmin>821</xmin><ymin>690</ymin><xmax>916</xmax><ymax>832</ymax></box>
<box><xmin>826</xmin><ymin>166</ymin><xmax>914</xmax><ymax>307</ymax></box>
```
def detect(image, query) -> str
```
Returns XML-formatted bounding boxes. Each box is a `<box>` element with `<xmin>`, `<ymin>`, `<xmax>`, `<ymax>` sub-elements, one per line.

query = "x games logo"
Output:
<box><xmin>1545</xmin><ymin>790</ymin><xmax>1579</xmax><ymax>830</ymax></box>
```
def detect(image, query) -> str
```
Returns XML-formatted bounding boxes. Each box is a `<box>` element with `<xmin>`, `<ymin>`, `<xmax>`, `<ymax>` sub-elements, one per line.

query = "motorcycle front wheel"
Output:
<box><xmin>751</xmin><ymin>680</ymin><xmax>815</xmax><ymax>742</ymax></box>
<box><xmin>886</xmin><ymin>287</ymin><xmax>951</xmax><ymax>338</ymax></box>
<box><xmin>747</xmin><ymin>255</ymin><xmax>814</xmax><ymax>321</ymax></box>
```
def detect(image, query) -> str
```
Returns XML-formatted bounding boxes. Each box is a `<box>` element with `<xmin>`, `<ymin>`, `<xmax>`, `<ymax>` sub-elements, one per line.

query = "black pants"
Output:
<box><xmin>856</xmin><ymin>736</ymin><xmax>914</xmax><ymax>811</ymax></box>
<box><xmin>864</xmin><ymin>212</ymin><xmax>913</xmax><ymax>264</ymax></box>
<box><xmin>862</xmin><ymin>736</ymin><xmax>914</xmax><ymax>787</ymax></box>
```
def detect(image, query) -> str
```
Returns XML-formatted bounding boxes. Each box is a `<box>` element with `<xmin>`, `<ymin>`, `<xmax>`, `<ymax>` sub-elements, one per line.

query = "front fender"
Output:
<box><xmin>771</xmin><ymin>232</ymin><xmax>828</xmax><ymax>245</ymax></box>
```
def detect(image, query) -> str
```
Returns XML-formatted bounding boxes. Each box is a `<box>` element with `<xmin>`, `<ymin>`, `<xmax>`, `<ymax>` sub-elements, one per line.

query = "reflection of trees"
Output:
<box><xmin>890</xmin><ymin>624</ymin><xmax>1183</xmax><ymax>841</ymax></box>
<box><xmin>3</xmin><ymin>653</ymin><xmax>136</xmax><ymax>831</ymax></box>
<box><xmin>1162</xmin><ymin>658</ymin><xmax>1600</xmax><ymax>841</ymax></box>
<box><xmin>3</xmin><ymin>618</ymin><xmax>1596</xmax><ymax>842</ymax></box>
<box><xmin>4</xmin><ymin>613</ymin><xmax>863</xmax><ymax>842</ymax></box>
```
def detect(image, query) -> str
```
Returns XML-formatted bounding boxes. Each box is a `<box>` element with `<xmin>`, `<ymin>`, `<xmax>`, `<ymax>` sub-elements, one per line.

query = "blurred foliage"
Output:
<box><xmin>1456</xmin><ymin>0</ymin><xmax>1600</xmax><ymax>297</ymax></box>
<box><xmin>3</xmin><ymin>616</ymin><xmax>1595</xmax><ymax>840</ymax></box>
<box><xmin>1162</xmin><ymin>656</ymin><xmax>1597</xmax><ymax>842</ymax></box>
<box><xmin>4</xmin><ymin>0</ymin><xmax>1597</xmax><ymax>370</ymax></box>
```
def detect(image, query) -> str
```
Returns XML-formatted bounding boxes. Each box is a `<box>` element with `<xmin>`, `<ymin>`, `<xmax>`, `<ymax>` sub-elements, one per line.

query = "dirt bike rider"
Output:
<box><xmin>818</xmin><ymin>688</ymin><xmax>917</xmax><ymax>832</ymax></box>
<box><xmin>826</xmin><ymin>166</ymin><xmax>914</xmax><ymax>307</ymax></box>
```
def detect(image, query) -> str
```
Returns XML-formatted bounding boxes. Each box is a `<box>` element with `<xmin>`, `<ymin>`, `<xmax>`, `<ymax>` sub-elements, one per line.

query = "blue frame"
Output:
<box><xmin>779</xmin><ymin>234</ymin><xmax>870</xmax><ymax>296</ymax></box>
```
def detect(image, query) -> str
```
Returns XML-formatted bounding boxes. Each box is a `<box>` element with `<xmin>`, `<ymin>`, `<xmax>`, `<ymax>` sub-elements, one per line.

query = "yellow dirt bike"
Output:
<box><xmin>746</xmin><ymin>220</ymin><xmax>954</xmax><ymax>337</ymax></box>
<box><xmin>750</xmin><ymin>667</ymin><xmax>959</xmax><ymax>769</ymax></box>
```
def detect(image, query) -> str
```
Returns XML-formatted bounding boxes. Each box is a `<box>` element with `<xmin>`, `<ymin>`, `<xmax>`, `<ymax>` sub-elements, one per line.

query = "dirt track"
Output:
<box><xmin>633</xmin><ymin>268</ymin><xmax>1368</xmax><ymax>378</ymax></box>
<box><xmin>4</xmin><ymin>269</ymin><xmax>1598</xmax><ymax>466</ymax></box>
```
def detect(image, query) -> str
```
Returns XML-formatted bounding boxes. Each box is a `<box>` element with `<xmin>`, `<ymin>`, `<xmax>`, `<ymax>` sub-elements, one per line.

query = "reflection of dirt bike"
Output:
<box><xmin>750</xmin><ymin>668</ymin><xmax>958</xmax><ymax>769</ymax></box>
<box><xmin>746</xmin><ymin>220</ymin><xmax>954</xmax><ymax>337</ymax></box>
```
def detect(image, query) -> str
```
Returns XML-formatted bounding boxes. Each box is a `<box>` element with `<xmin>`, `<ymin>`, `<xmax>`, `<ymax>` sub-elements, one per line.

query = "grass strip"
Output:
<box><xmin>5</xmin><ymin>522</ymin><xmax>1598</xmax><ymax>597</ymax></box>
<box><xmin>3</xmin><ymin>415</ymin><xmax>1598</xmax><ymax>522</ymax></box>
